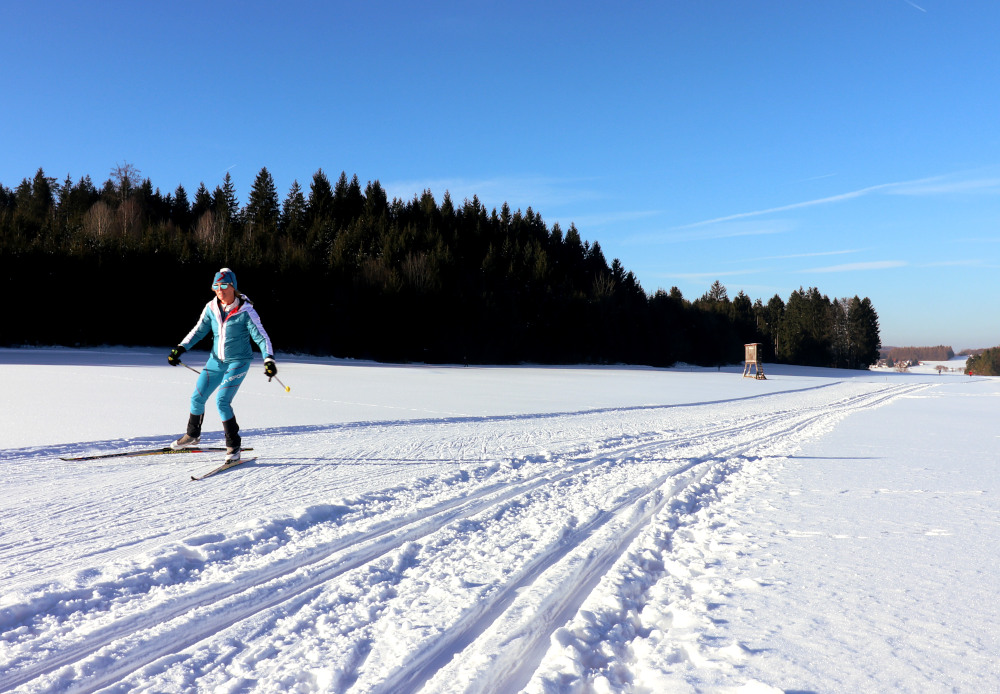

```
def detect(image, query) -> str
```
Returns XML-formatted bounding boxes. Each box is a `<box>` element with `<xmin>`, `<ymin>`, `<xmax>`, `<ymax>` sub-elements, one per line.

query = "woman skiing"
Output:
<box><xmin>167</xmin><ymin>268</ymin><xmax>277</xmax><ymax>461</ymax></box>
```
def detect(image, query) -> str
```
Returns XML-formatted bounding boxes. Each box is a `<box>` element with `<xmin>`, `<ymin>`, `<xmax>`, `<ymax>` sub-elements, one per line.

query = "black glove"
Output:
<box><xmin>168</xmin><ymin>345</ymin><xmax>186</xmax><ymax>366</ymax></box>
<box><xmin>264</xmin><ymin>357</ymin><xmax>277</xmax><ymax>378</ymax></box>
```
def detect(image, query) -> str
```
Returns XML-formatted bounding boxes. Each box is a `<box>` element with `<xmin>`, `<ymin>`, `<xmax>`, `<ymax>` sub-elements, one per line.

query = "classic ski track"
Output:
<box><xmin>376</xmin><ymin>462</ymin><xmax>721</xmax><ymax>694</ymax></box>
<box><xmin>0</xmin><ymin>383</ymin><xmax>923</xmax><ymax>693</ymax></box>
<box><xmin>2</xmin><ymin>415</ymin><xmax>760</xmax><ymax>692</ymax></box>
<box><xmin>372</xmin><ymin>382</ymin><xmax>925</xmax><ymax>693</ymax></box>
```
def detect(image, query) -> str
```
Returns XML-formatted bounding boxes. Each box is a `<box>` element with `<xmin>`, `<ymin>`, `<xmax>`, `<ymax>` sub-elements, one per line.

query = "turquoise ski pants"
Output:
<box><xmin>190</xmin><ymin>356</ymin><xmax>250</xmax><ymax>421</ymax></box>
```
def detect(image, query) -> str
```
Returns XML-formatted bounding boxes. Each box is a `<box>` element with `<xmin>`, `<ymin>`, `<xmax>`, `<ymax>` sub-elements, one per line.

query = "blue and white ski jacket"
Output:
<box><xmin>180</xmin><ymin>295</ymin><xmax>273</xmax><ymax>363</ymax></box>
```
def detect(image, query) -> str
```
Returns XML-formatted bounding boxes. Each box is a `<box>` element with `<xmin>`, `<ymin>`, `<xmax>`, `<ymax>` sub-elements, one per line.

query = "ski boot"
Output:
<box><xmin>171</xmin><ymin>413</ymin><xmax>204</xmax><ymax>449</ymax></box>
<box><xmin>223</xmin><ymin>417</ymin><xmax>241</xmax><ymax>462</ymax></box>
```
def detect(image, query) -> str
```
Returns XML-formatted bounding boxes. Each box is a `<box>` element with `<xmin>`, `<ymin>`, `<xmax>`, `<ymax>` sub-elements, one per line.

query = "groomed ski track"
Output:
<box><xmin>0</xmin><ymin>379</ymin><xmax>925</xmax><ymax>693</ymax></box>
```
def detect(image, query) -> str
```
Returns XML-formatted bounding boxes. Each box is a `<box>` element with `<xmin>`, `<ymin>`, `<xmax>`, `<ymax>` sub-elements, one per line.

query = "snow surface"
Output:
<box><xmin>1</xmin><ymin>348</ymin><xmax>997</xmax><ymax>693</ymax></box>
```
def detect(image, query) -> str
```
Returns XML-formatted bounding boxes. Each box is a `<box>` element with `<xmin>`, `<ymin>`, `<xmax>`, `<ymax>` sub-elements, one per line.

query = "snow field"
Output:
<box><xmin>1</xmin><ymin>349</ymin><xmax>996</xmax><ymax>692</ymax></box>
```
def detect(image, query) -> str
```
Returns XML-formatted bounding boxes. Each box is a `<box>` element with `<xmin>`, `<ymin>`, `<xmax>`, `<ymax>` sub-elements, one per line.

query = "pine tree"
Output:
<box><xmin>245</xmin><ymin>167</ymin><xmax>279</xmax><ymax>243</ymax></box>
<box><xmin>30</xmin><ymin>168</ymin><xmax>55</xmax><ymax>223</ymax></box>
<box><xmin>141</xmin><ymin>179</ymin><xmax>168</xmax><ymax>227</ymax></box>
<box><xmin>56</xmin><ymin>174</ymin><xmax>73</xmax><ymax>226</ymax></box>
<box><xmin>847</xmin><ymin>296</ymin><xmax>881</xmax><ymax>368</ymax></box>
<box><xmin>172</xmin><ymin>184</ymin><xmax>191</xmax><ymax>231</ymax></box>
<box><xmin>778</xmin><ymin>287</ymin><xmax>834</xmax><ymax>366</ymax></box>
<box><xmin>695</xmin><ymin>280</ymin><xmax>731</xmax><ymax>317</ymax></box>
<box><xmin>57</xmin><ymin>174</ymin><xmax>98</xmax><ymax>232</ymax></box>
<box><xmin>306</xmin><ymin>169</ymin><xmax>333</xmax><ymax>228</ymax></box>
<box><xmin>830</xmin><ymin>298</ymin><xmax>850</xmax><ymax>368</ymax></box>
<box><xmin>211</xmin><ymin>173</ymin><xmax>241</xmax><ymax>248</ymax></box>
<box><xmin>777</xmin><ymin>288</ymin><xmax>806</xmax><ymax>364</ymax></box>
<box><xmin>363</xmin><ymin>180</ymin><xmax>388</xmax><ymax>220</ymax></box>
<box><xmin>280</xmin><ymin>180</ymin><xmax>307</xmax><ymax>242</ymax></box>
<box><xmin>192</xmin><ymin>183</ymin><xmax>212</xmax><ymax>221</ymax></box>
<box><xmin>305</xmin><ymin>169</ymin><xmax>334</xmax><ymax>254</ymax></box>
<box><xmin>332</xmin><ymin>172</ymin><xmax>364</xmax><ymax>229</ymax></box>
<box><xmin>219</xmin><ymin>172</ymin><xmax>240</xmax><ymax>223</ymax></box>
<box><xmin>759</xmin><ymin>294</ymin><xmax>784</xmax><ymax>359</ymax></box>
<box><xmin>563</xmin><ymin>223</ymin><xmax>584</xmax><ymax>263</ymax></box>
<box><xmin>706</xmin><ymin>280</ymin><xmax>728</xmax><ymax>303</ymax></box>
<box><xmin>732</xmin><ymin>290</ymin><xmax>755</xmax><ymax>343</ymax></box>
<box><xmin>584</xmin><ymin>240</ymin><xmax>609</xmax><ymax>283</ymax></box>
<box><xmin>14</xmin><ymin>168</ymin><xmax>57</xmax><ymax>238</ymax></box>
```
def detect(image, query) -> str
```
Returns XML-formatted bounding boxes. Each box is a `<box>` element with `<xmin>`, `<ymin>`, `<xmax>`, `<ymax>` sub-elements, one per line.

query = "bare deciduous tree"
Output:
<box><xmin>84</xmin><ymin>200</ymin><xmax>113</xmax><ymax>239</ymax></box>
<box><xmin>109</xmin><ymin>162</ymin><xmax>141</xmax><ymax>202</ymax></box>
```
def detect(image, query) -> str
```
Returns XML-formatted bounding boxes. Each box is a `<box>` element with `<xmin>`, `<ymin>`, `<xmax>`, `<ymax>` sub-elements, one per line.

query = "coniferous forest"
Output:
<box><xmin>886</xmin><ymin>345</ymin><xmax>955</xmax><ymax>363</ymax></box>
<box><xmin>1</xmin><ymin>165</ymin><xmax>882</xmax><ymax>368</ymax></box>
<box><xmin>965</xmin><ymin>348</ymin><xmax>1000</xmax><ymax>376</ymax></box>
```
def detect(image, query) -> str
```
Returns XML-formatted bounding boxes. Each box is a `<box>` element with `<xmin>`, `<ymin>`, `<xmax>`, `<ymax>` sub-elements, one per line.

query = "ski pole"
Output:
<box><xmin>179</xmin><ymin>361</ymin><xmax>201</xmax><ymax>375</ymax></box>
<box><xmin>269</xmin><ymin>375</ymin><xmax>291</xmax><ymax>392</ymax></box>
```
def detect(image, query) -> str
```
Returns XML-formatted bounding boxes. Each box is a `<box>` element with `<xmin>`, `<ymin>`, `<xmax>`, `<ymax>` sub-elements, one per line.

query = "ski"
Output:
<box><xmin>60</xmin><ymin>447</ymin><xmax>253</xmax><ymax>461</ymax></box>
<box><xmin>191</xmin><ymin>457</ymin><xmax>257</xmax><ymax>481</ymax></box>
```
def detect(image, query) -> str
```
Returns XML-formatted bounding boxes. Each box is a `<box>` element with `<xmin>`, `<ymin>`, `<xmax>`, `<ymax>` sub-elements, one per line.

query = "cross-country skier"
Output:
<box><xmin>167</xmin><ymin>268</ymin><xmax>277</xmax><ymax>462</ymax></box>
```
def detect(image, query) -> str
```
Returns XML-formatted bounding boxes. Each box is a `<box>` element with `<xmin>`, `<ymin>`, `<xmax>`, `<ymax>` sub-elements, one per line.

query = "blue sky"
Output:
<box><xmin>3</xmin><ymin>1</ymin><xmax>999</xmax><ymax>349</ymax></box>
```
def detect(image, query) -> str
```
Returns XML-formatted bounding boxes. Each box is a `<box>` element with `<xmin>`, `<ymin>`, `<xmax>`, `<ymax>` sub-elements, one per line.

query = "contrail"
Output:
<box><xmin>675</xmin><ymin>174</ymin><xmax>946</xmax><ymax>230</ymax></box>
<box><xmin>675</xmin><ymin>181</ymin><xmax>902</xmax><ymax>230</ymax></box>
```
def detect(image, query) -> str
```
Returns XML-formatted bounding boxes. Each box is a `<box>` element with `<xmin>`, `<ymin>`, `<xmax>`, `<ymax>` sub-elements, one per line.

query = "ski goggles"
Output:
<box><xmin>212</xmin><ymin>282</ymin><xmax>232</xmax><ymax>290</ymax></box>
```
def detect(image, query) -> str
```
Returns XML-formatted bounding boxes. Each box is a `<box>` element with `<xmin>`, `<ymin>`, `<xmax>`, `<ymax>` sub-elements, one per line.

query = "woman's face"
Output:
<box><xmin>214</xmin><ymin>283</ymin><xmax>236</xmax><ymax>304</ymax></box>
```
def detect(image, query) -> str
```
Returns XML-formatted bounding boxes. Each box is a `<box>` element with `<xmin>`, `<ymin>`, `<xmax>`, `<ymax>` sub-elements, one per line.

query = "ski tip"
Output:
<box><xmin>190</xmin><ymin>457</ymin><xmax>257</xmax><ymax>481</ymax></box>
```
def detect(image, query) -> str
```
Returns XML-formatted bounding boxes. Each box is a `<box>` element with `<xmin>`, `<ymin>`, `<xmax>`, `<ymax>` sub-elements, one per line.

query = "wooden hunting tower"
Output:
<box><xmin>743</xmin><ymin>343</ymin><xmax>766</xmax><ymax>379</ymax></box>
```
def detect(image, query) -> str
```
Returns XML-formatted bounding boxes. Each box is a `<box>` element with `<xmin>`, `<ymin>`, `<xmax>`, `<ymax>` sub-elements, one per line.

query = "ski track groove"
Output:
<box><xmin>376</xmin><ymin>461</ymin><xmax>715</xmax><ymax>694</ymax></box>
<box><xmin>0</xmin><ymin>382</ymin><xmax>924</xmax><ymax>693</ymax></box>
<box><xmin>378</xmin><ymin>383</ymin><xmax>925</xmax><ymax>694</ymax></box>
<box><xmin>1</xmin><ymin>421</ymin><xmax>737</xmax><ymax>692</ymax></box>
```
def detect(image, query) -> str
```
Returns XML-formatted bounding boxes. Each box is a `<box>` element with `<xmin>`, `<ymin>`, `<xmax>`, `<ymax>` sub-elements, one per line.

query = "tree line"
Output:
<box><xmin>1</xmin><ymin>164</ymin><xmax>881</xmax><ymax>368</ymax></box>
<box><xmin>886</xmin><ymin>345</ymin><xmax>955</xmax><ymax>363</ymax></box>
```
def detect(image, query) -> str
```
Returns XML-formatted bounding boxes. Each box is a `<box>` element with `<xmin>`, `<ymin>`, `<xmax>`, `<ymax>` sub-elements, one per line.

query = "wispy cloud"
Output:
<box><xmin>740</xmin><ymin>248</ymin><xmax>863</xmax><ymax>263</ymax></box>
<box><xmin>803</xmin><ymin>260</ymin><xmax>907</xmax><ymax>273</ymax></box>
<box><xmin>566</xmin><ymin>209</ymin><xmax>661</xmax><ymax>229</ymax></box>
<box><xmin>797</xmin><ymin>172</ymin><xmax>838</xmax><ymax>183</ymax></box>
<box><xmin>632</xmin><ymin>219</ymin><xmax>796</xmax><ymax>244</ymax></box>
<box><xmin>887</xmin><ymin>178</ymin><xmax>1000</xmax><ymax>195</ymax></box>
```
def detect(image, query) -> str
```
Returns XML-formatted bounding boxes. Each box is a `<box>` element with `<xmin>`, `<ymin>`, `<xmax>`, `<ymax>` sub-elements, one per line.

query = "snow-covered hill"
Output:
<box><xmin>1</xmin><ymin>349</ymin><xmax>996</xmax><ymax>693</ymax></box>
